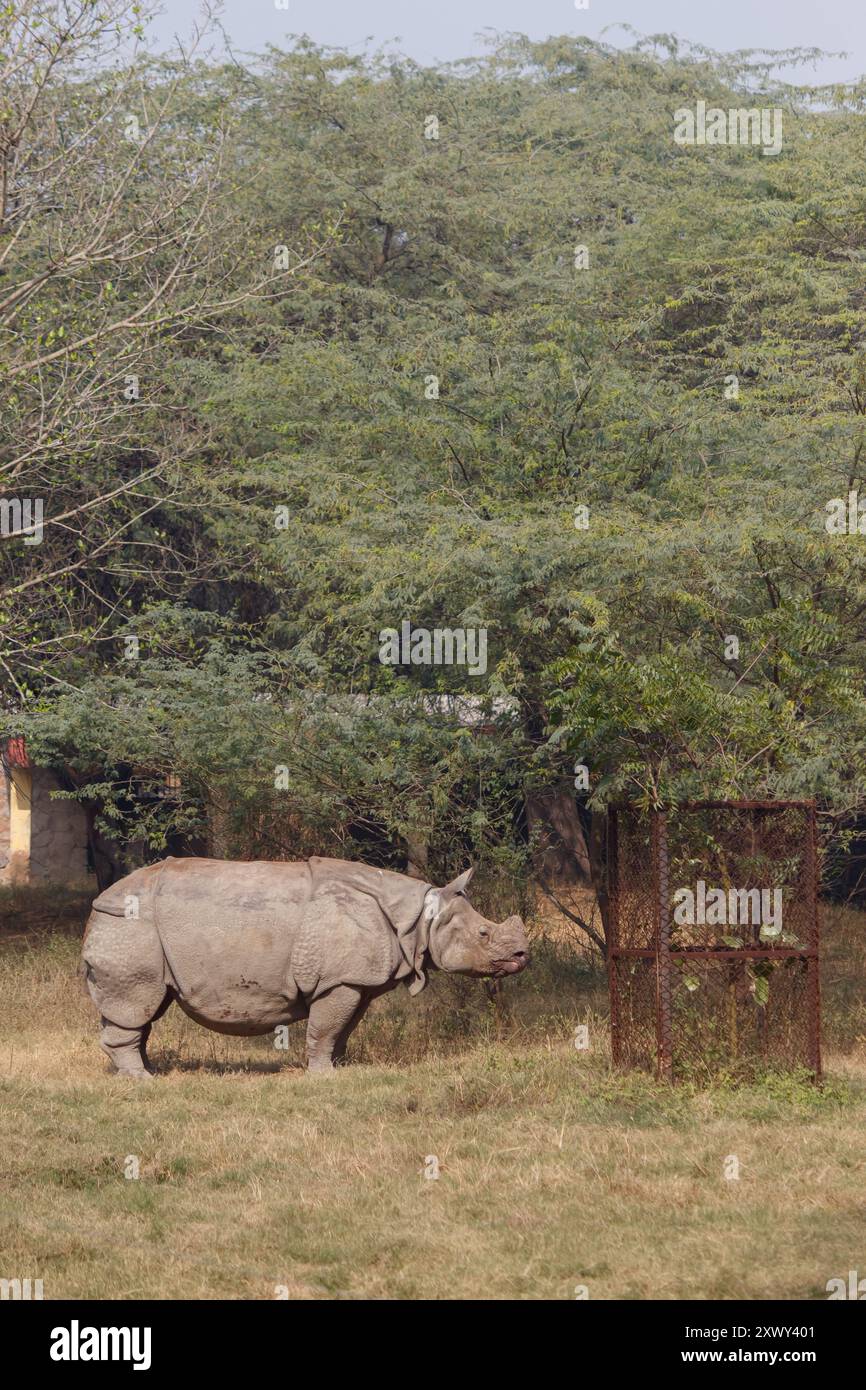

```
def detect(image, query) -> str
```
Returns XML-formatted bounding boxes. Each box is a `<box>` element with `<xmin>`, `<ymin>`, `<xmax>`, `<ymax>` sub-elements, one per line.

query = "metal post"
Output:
<box><xmin>654</xmin><ymin>811</ymin><xmax>673</xmax><ymax>1082</ymax></box>
<box><xmin>607</xmin><ymin>810</ymin><xmax>621</xmax><ymax>1066</ymax></box>
<box><xmin>805</xmin><ymin>804</ymin><xmax>822</xmax><ymax>1080</ymax></box>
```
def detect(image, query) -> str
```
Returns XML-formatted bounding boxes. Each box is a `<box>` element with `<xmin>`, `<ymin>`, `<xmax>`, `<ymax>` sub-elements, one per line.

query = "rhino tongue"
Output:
<box><xmin>492</xmin><ymin>959</ymin><xmax>523</xmax><ymax>975</ymax></box>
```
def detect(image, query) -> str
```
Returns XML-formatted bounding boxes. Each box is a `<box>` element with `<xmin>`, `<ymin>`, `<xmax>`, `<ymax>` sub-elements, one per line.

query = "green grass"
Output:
<box><xmin>1</xmin><ymin>889</ymin><xmax>865</xmax><ymax>1299</ymax></box>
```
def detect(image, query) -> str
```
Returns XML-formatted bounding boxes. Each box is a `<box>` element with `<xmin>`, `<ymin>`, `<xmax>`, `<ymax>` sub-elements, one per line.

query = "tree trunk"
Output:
<box><xmin>589</xmin><ymin>810</ymin><xmax>611</xmax><ymax>948</ymax></box>
<box><xmin>404</xmin><ymin>832</ymin><xmax>429</xmax><ymax>881</ymax></box>
<box><xmin>526</xmin><ymin>785</ymin><xmax>592</xmax><ymax>886</ymax></box>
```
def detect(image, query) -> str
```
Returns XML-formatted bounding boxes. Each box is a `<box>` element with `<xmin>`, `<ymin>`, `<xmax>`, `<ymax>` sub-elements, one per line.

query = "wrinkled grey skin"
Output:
<box><xmin>81</xmin><ymin>856</ymin><xmax>529</xmax><ymax>1077</ymax></box>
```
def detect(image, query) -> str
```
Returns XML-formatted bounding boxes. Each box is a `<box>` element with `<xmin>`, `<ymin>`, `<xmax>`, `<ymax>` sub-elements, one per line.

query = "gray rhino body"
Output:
<box><xmin>81</xmin><ymin>856</ymin><xmax>529</xmax><ymax>1075</ymax></box>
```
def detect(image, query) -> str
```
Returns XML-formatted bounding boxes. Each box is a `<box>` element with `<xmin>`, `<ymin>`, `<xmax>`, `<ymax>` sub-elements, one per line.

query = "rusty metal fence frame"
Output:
<box><xmin>607</xmin><ymin>800</ymin><xmax>821</xmax><ymax>1082</ymax></box>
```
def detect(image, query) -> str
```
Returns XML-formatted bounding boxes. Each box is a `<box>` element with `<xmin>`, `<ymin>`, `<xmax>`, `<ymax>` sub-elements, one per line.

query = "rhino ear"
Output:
<box><xmin>443</xmin><ymin>866</ymin><xmax>475</xmax><ymax>897</ymax></box>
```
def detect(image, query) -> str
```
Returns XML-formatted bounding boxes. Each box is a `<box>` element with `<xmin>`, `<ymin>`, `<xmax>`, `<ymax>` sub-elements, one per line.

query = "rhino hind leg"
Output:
<box><xmin>305</xmin><ymin>985</ymin><xmax>365</xmax><ymax>1073</ymax></box>
<box><xmin>98</xmin><ymin>991</ymin><xmax>172</xmax><ymax>1078</ymax></box>
<box><xmin>100</xmin><ymin>1017</ymin><xmax>147</xmax><ymax>1078</ymax></box>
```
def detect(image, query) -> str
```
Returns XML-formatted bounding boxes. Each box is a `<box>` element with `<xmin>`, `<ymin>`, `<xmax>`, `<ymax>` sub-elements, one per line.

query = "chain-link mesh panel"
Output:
<box><xmin>669</xmin><ymin>956</ymin><xmax>814</xmax><ymax>1080</ymax></box>
<box><xmin>607</xmin><ymin>802</ymin><xmax>820</xmax><ymax>1082</ymax></box>
<box><xmin>608</xmin><ymin>804</ymin><xmax>657</xmax><ymax>950</ymax></box>
<box><xmin>664</xmin><ymin>803</ymin><xmax>818</xmax><ymax>952</ymax></box>
<box><xmin>610</xmin><ymin>955</ymin><xmax>657</xmax><ymax>1071</ymax></box>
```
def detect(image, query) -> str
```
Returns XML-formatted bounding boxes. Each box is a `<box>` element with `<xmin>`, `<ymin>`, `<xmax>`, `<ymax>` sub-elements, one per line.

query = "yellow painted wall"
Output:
<box><xmin>8</xmin><ymin>766</ymin><xmax>32</xmax><ymax>884</ymax></box>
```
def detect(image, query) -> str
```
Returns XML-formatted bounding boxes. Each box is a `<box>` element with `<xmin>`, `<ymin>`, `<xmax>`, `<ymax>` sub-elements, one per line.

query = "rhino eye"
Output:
<box><xmin>479</xmin><ymin>928</ymin><xmax>489</xmax><ymax>939</ymax></box>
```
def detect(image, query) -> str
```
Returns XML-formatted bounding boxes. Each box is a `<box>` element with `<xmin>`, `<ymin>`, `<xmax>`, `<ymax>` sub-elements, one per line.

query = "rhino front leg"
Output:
<box><xmin>332</xmin><ymin>995</ymin><xmax>373</xmax><ymax>1066</ymax></box>
<box><xmin>305</xmin><ymin>985</ymin><xmax>364</xmax><ymax>1073</ymax></box>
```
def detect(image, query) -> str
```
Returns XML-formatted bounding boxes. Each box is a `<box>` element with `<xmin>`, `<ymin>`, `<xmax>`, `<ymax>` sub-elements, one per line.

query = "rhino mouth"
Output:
<box><xmin>490</xmin><ymin>954</ymin><xmax>528</xmax><ymax>977</ymax></box>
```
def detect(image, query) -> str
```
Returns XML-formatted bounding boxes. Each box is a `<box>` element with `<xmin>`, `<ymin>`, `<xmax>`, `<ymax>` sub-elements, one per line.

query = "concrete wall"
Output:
<box><xmin>30</xmin><ymin>769</ymin><xmax>90</xmax><ymax>884</ymax></box>
<box><xmin>0</xmin><ymin>763</ymin><xmax>9</xmax><ymax>877</ymax></box>
<box><xmin>0</xmin><ymin>762</ymin><xmax>91</xmax><ymax>887</ymax></box>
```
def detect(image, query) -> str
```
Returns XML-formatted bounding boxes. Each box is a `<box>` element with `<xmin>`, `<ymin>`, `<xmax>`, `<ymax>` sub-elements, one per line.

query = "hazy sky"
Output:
<box><xmin>148</xmin><ymin>0</ymin><xmax>864</xmax><ymax>86</ymax></box>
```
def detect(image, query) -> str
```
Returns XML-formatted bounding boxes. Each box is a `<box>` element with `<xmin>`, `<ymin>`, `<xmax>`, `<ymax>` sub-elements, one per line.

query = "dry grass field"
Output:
<box><xmin>1</xmin><ymin>888</ymin><xmax>865</xmax><ymax>1300</ymax></box>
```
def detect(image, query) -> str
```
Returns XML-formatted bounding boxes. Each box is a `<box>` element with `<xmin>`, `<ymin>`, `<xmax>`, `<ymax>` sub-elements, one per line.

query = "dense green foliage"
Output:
<box><xmin>4</xmin><ymin>18</ymin><xmax>866</xmax><ymax>878</ymax></box>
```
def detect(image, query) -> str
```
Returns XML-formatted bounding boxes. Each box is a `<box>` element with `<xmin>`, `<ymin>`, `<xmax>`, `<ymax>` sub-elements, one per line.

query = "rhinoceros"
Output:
<box><xmin>81</xmin><ymin>856</ymin><xmax>530</xmax><ymax>1076</ymax></box>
